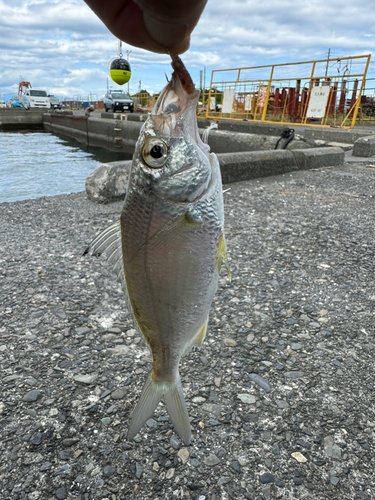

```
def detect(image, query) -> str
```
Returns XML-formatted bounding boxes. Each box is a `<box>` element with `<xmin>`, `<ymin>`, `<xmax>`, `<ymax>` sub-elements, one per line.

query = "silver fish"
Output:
<box><xmin>84</xmin><ymin>55</ymin><xmax>229</xmax><ymax>445</ymax></box>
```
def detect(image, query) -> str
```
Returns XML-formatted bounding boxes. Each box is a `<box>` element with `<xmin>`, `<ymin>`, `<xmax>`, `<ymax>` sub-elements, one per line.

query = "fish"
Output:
<box><xmin>84</xmin><ymin>55</ymin><xmax>229</xmax><ymax>445</ymax></box>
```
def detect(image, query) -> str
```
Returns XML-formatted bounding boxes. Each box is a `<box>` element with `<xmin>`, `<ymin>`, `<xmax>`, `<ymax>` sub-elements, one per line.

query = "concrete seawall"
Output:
<box><xmin>0</xmin><ymin>108</ymin><xmax>45</xmax><ymax>130</ymax></box>
<box><xmin>43</xmin><ymin>113</ymin><xmax>143</xmax><ymax>153</ymax></box>
<box><xmin>85</xmin><ymin>147</ymin><xmax>345</xmax><ymax>203</ymax></box>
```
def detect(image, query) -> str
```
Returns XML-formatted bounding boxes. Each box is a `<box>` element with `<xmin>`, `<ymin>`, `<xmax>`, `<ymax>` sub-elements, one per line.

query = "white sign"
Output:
<box><xmin>222</xmin><ymin>89</ymin><xmax>235</xmax><ymax>113</ymax></box>
<box><xmin>209</xmin><ymin>97</ymin><xmax>216</xmax><ymax>111</ymax></box>
<box><xmin>306</xmin><ymin>86</ymin><xmax>330</xmax><ymax>118</ymax></box>
<box><xmin>245</xmin><ymin>94</ymin><xmax>253</xmax><ymax>111</ymax></box>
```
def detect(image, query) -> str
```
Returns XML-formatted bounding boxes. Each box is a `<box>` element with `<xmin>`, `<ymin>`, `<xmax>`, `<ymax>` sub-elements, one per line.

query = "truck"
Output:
<box><xmin>103</xmin><ymin>90</ymin><xmax>134</xmax><ymax>113</ymax></box>
<box><xmin>23</xmin><ymin>89</ymin><xmax>51</xmax><ymax>109</ymax></box>
<box><xmin>48</xmin><ymin>95</ymin><xmax>62</xmax><ymax>109</ymax></box>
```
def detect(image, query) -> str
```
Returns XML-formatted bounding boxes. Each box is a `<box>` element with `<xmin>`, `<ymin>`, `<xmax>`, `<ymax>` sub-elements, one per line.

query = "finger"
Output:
<box><xmin>135</xmin><ymin>0</ymin><xmax>207</xmax><ymax>49</ymax></box>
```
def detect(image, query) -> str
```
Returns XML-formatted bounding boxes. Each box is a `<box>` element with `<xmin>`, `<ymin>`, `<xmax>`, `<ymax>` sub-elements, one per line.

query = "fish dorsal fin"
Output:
<box><xmin>218</xmin><ymin>233</ymin><xmax>231</xmax><ymax>281</ymax></box>
<box><xmin>83</xmin><ymin>221</ymin><xmax>126</xmax><ymax>295</ymax></box>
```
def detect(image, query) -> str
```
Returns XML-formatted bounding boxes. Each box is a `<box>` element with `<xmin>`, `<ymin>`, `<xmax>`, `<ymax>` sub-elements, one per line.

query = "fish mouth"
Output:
<box><xmin>151</xmin><ymin>57</ymin><xmax>209</xmax><ymax>160</ymax></box>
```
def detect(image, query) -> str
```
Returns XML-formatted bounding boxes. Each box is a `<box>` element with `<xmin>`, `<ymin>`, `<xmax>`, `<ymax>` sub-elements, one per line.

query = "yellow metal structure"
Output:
<box><xmin>132</xmin><ymin>92</ymin><xmax>157</xmax><ymax>112</ymax></box>
<box><xmin>201</xmin><ymin>55</ymin><xmax>371</xmax><ymax>129</ymax></box>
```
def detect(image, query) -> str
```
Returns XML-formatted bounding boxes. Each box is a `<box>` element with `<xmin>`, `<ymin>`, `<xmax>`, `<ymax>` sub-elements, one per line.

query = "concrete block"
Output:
<box><xmin>85</xmin><ymin>160</ymin><xmax>131</xmax><ymax>203</ymax></box>
<box><xmin>217</xmin><ymin>150</ymin><xmax>297</xmax><ymax>184</ymax></box>
<box><xmin>203</xmin><ymin>129</ymin><xmax>278</xmax><ymax>153</ymax></box>
<box><xmin>304</xmin><ymin>128</ymin><xmax>373</xmax><ymax>144</ymax></box>
<box><xmin>217</xmin><ymin>120</ymin><xmax>286</xmax><ymax>137</ymax></box>
<box><xmin>352</xmin><ymin>135</ymin><xmax>375</xmax><ymax>157</ymax></box>
<box><xmin>291</xmin><ymin>147</ymin><xmax>344</xmax><ymax>170</ymax></box>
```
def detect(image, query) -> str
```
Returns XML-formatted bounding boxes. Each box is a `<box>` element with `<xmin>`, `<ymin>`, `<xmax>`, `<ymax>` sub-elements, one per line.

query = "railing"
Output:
<box><xmin>199</xmin><ymin>55</ymin><xmax>371</xmax><ymax>129</ymax></box>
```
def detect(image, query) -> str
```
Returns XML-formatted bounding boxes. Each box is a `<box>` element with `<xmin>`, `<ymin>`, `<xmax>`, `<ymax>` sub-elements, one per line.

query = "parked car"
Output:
<box><xmin>104</xmin><ymin>90</ymin><xmax>134</xmax><ymax>112</ymax></box>
<box><xmin>23</xmin><ymin>89</ymin><xmax>51</xmax><ymax>109</ymax></box>
<box><xmin>0</xmin><ymin>100</ymin><xmax>6</xmax><ymax>108</ymax></box>
<box><xmin>48</xmin><ymin>95</ymin><xmax>61</xmax><ymax>109</ymax></box>
<box><xmin>11</xmin><ymin>96</ymin><xmax>23</xmax><ymax>108</ymax></box>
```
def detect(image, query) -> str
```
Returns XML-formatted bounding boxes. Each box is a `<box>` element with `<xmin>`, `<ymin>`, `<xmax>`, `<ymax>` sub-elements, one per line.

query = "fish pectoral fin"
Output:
<box><xmin>83</xmin><ymin>221</ymin><xmax>127</xmax><ymax>295</ymax></box>
<box><xmin>132</xmin><ymin>211</ymin><xmax>202</xmax><ymax>261</ymax></box>
<box><xmin>218</xmin><ymin>233</ymin><xmax>231</xmax><ymax>280</ymax></box>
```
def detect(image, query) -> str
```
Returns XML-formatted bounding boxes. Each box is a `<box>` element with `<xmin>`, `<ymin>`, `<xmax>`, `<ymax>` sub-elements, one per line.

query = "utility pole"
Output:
<box><xmin>325</xmin><ymin>48</ymin><xmax>331</xmax><ymax>77</ymax></box>
<box><xmin>125</xmin><ymin>50</ymin><xmax>132</xmax><ymax>95</ymax></box>
<box><xmin>203</xmin><ymin>67</ymin><xmax>206</xmax><ymax>110</ymax></box>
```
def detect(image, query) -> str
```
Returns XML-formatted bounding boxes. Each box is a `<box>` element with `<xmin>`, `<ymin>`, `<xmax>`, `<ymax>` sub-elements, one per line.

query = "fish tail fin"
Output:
<box><xmin>127</xmin><ymin>372</ymin><xmax>191</xmax><ymax>446</ymax></box>
<box><xmin>164</xmin><ymin>373</ymin><xmax>191</xmax><ymax>445</ymax></box>
<box><xmin>127</xmin><ymin>373</ymin><xmax>164</xmax><ymax>442</ymax></box>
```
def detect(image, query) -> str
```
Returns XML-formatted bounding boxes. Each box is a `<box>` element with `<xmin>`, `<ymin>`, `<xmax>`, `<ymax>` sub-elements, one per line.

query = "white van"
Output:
<box><xmin>24</xmin><ymin>89</ymin><xmax>51</xmax><ymax>109</ymax></box>
<box><xmin>0</xmin><ymin>100</ymin><xmax>6</xmax><ymax>108</ymax></box>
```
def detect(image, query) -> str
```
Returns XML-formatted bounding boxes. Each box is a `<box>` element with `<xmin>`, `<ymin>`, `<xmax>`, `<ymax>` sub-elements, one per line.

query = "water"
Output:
<box><xmin>0</xmin><ymin>131</ymin><xmax>132</xmax><ymax>203</ymax></box>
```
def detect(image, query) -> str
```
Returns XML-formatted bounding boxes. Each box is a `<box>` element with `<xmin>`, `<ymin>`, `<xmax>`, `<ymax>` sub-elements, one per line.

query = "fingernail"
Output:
<box><xmin>143</xmin><ymin>12</ymin><xmax>188</xmax><ymax>47</ymax></box>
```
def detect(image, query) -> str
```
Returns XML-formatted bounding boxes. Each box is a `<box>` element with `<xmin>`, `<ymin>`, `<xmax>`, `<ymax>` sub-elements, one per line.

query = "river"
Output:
<box><xmin>0</xmin><ymin>131</ymin><xmax>132</xmax><ymax>203</ymax></box>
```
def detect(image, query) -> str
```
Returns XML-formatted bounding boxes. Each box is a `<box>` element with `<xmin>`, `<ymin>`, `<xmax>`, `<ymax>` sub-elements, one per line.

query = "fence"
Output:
<box><xmin>200</xmin><ymin>55</ymin><xmax>371</xmax><ymax>129</ymax></box>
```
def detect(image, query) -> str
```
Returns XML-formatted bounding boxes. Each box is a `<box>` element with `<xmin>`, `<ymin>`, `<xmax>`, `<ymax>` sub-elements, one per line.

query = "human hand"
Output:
<box><xmin>84</xmin><ymin>0</ymin><xmax>208</xmax><ymax>54</ymax></box>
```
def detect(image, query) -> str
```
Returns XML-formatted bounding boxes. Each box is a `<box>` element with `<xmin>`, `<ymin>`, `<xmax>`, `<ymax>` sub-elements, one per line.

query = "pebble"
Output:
<box><xmin>284</xmin><ymin>371</ymin><xmax>305</xmax><ymax>379</ymax></box>
<box><xmin>177</xmin><ymin>448</ymin><xmax>189</xmax><ymax>465</ymax></box>
<box><xmin>55</xmin><ymin>487</ymin><xmax>67</xmax><ymax>500</ymax></box>
<box><xmin>237</xmin><ymin>394</ymin><xmax>256</xmax><ymax>404</ymax></box>
<box><xmin>223</xmin><ymin>337</ymin><xmax>238</xmax><ymax>347</ymax></box>
<box><xmin>73</xmin><ymin>374</ymin><xmax>98</xmax><ymax>384</ymax></box>
<box><xmin>110</xmin><ymin>388</ymin><xmax>127</xmax><ymax>400</ymax></box>
<box><xmin>291</xmin><ymin>452</ymin><xmax>308</xmax><ymax>463</ymax></box>
<box><xmin>246</xmin><ymin>333</ymin><xmax>255</xmax><ymax>342</ymax></box>
<box><xmin>107</xmin><ymin>344</ymin><xmax>130</xmax><ymax>355</ymax></box>
<box><xmin>248</xmin><ymin>373</ymin><xmax>272</xmax><ymax>393</ymax></box>
<box><xmin>103</xmin><ymin>465</ymin><xmax>115</xmax><ymax>477</ymax></box>
<box><xmin>204</xmin><ymin>453</ymin><xmax>220</xmax><ymax>466</ymax></box>
<box><xmin>22</xmin><ymin>390</ymin><xmax>42</xmax><ymax>402</ymax></box>
<box><xmin>324</xmin><ymin>436</ymin><xmax>342</xmax><ymax>459</ymax></box>
<box><xmin>61</xmin><ymin>438</ymin><xmax>79</xmax><ymax>447</ymax></box>
<box><xmin>192</xmin><ymin>396</ymin><xmax>206</xmax><ymax>403</ymax></box>
<box><xmin>259</xmin><ymin>473</ymin><xmax>274</xmax><ymax>484</ymax></box>
<box><xmin>135</xmin><ymin>462</ymin><xmax>143</xmax><ymax>478</ymax></box>
<box><xmin>165</xmin><ymin>468</ymin><xmax>175</xmax><ymax>479</ymax></box>
<box><xmin>217</xmin><ymin>477</ymin><xmax>231</xmax><ymax>486</ymax></box>
<box><xmin>291</xmin><ymin>343</ymin><xmax>303</xmax><ymax>350</ymax></box>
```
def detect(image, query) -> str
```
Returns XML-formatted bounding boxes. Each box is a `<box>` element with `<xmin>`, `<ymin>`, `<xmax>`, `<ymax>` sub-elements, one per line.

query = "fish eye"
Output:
<box><xmin>164</xmin><ymin>103</ymin><xmax>181</xmax><ymax>115</ymax></box>
<box><xmin>142</xmin><ymin>138</ymin><xmax>168</xmax><ymax>168</ymax></box>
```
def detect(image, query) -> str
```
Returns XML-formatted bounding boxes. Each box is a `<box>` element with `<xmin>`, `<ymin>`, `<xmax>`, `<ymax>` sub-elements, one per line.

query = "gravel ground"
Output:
<box><xmin>1</xmin><ymin>158</ymin><xmax>375</xmax><ymax>500</ymax></box>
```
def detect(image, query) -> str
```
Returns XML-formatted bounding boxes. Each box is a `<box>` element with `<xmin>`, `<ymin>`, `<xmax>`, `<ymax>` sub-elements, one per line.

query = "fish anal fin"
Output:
<box><xmin>196</xmin><ymin>319</ymin><xmax>208</xmax><ymax>346</ymax></box>
<box><xmin>218</xmin><ymin>233</ymin><xmax>231</xmax><ymax>281</ymax></box>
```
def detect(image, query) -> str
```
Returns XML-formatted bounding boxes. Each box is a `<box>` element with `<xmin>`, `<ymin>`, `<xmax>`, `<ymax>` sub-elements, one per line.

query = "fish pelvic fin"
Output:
<box><xmin>218</xmin><ymin>233</ymin><xmax>231</xmax><ymax>281</ymax></box>
<box><xmin>127</xmin><ymin>372</ymin><xmax>191</xmax><ymax>446</ymax></box>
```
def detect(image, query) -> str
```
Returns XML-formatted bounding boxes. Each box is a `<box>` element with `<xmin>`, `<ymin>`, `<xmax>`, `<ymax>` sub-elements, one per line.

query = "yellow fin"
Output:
<box><xmin>196</xmin><ymin>320</ymin><xmax>208</xmax><ymax>346</ymax></box>
<box><xmin>218</xmin><ymin>234</ymin><xmax>231</xmax><ymax>280</ymax></box>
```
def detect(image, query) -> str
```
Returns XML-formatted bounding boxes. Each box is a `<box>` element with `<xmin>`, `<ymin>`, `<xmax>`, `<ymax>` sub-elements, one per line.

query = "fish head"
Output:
<box><xmin>131</xmin><ymin>67</ymin><xmax>212</xmax><ymax>203</ymax></box>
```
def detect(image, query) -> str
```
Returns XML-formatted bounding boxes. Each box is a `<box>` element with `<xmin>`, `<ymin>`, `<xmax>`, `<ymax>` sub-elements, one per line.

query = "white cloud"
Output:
<box><xmin>0</xmin><ymin>0</ymin><xmax>374</xmax><ymax>100</ymax></box>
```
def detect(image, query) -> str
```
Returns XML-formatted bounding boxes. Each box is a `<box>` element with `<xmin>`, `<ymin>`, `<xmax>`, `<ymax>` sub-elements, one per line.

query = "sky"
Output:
<box><xmin>0</xmin><ymin>0</ymin><xmax>375</xmax><ymax>102</ymax></box>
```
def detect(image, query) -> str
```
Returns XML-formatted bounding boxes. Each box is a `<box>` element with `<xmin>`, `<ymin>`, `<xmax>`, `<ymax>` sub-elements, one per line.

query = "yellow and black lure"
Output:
<box><xmin>109</xmin><ymin>40</ymin><xmax>131</xmax><ymax>85</ymax></box>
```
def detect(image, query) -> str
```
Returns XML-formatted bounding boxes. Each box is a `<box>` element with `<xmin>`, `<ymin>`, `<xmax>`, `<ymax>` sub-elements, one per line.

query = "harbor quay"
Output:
<box><xmin>1</xmin><ymin>155</ymin><xmax>375</xmax><ymax>499</ymax></box>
